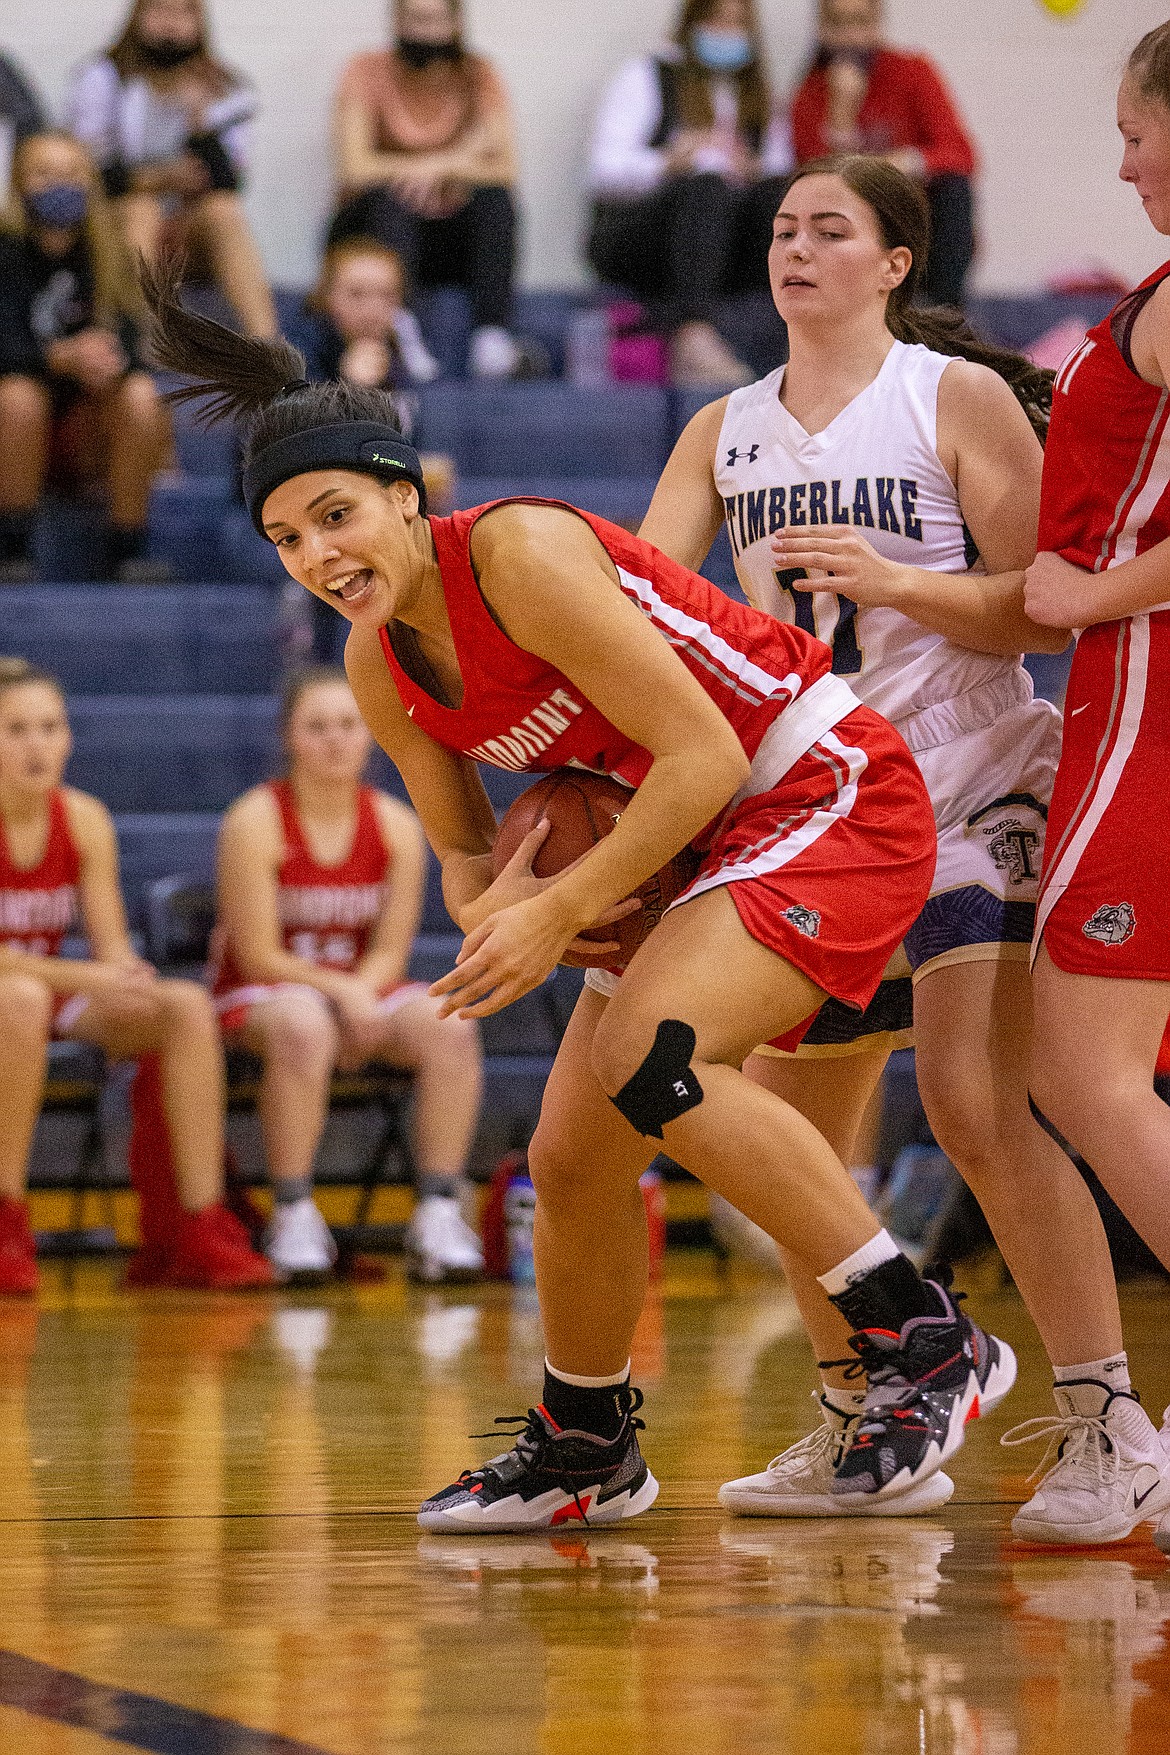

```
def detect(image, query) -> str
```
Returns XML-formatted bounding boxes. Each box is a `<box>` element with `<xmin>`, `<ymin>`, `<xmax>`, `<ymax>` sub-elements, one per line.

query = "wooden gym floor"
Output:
<box><xmin>0</xmin><ymin>1256</ymin><xmax>1168</xmax><ymax>1754</ymax></box>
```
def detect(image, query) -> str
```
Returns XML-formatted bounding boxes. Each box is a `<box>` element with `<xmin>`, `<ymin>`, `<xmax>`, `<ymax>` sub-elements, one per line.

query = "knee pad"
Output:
<box><xmin>608</xmin><ymin>1019</ymin><xmax>704</xmax><ymax>1140</ymax></box>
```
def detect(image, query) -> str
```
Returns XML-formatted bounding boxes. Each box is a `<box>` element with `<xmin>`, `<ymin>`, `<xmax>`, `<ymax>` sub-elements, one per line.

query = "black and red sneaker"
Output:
<box><xmin>417</xmin><ymin>1387</ymin><xmax>660</xmax><ymax>1533</ymax></box>
<box><xmin>832</xmin><ymin>1280</ymin><xmax>1017</xmax><ymax>1502</ymax></box>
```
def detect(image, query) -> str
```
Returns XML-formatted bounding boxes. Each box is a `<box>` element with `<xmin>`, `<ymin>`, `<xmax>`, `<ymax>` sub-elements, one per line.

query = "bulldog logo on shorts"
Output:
<box><xmin>783</xmin><ymin>903</ymin><xmax>821</xmax><ymax>939</ymax></box>
<box><xmin>1082</xmin><ymin>903</ymin><xmax>1136</xmax><ymax>946</ymax></box>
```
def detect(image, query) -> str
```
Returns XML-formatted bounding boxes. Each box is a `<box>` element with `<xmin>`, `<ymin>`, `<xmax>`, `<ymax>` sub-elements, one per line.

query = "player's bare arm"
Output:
<box><xmin>777</xmin><ymin>363</ymin><xmax>1069</xmax><ymax>655</ymax></box>
<box><xmin>357</xmin><ymin>795</ymin><xmax>428</xmax><ymax>989</ymax></box>
<box><xmin>1027</xmin><ymin>281</ymin><xmax>1170</xmax><ymax>627</ymax></box>
<box><xmin>470</xmin><ymin>502</ymin><xmax>749</xmax><ymax>932</ymax></box>
<box><xmin>639</xmin><ymin>398</ymin><xmax>731</xmax><ymax>569</ymax></box>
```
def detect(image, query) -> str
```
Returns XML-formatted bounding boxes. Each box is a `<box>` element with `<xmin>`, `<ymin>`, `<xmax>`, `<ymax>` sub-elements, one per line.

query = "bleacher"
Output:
<box><xmin>11</xmin><ymin>283</ymin><xmax>1090</xmax><ymax>1211</ymax></box>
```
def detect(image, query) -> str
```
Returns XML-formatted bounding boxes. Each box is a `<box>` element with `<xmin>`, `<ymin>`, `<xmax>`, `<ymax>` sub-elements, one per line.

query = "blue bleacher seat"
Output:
<box><xmin>114</xmin><ymin>812</ymin><xmax>220</xmax><ymax>927</ymax></box>
<box><xmin>1</xmin><ymin>586</ymin><xmax>281</xmax><ymax>695</ymax></box>
<box><xmin>453</xmin><ymin>475</ymin><xmax>660</xmax><ymax>529</ymax></box>
<box><xmin>414</xmin><ymin>382</ymin><xmax>672</xmax><ymax>478</ymax></box>
<box><xmin>149</xmin><ymin>476</ymin><xmax>236</xmax><ymax>580</ymax></box>
<box><xmin>69</xmin><ymin>696</ymin><xmax>279</xmax><ymax>812</ymax></box>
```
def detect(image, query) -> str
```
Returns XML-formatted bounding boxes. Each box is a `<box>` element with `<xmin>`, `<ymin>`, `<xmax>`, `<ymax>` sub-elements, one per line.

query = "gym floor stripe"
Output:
<box><xmin>0</xmin><ymin>1649</ymin><xmax>336</xmax><ymax>1755</ymax></box>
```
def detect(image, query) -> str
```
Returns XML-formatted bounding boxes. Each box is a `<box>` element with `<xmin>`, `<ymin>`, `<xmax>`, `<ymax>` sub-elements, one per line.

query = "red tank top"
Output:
<box><xmin>0</xmin><ymin>789</ymin><xmax>81</xmax><ymax>958</ymax></box>
<box><xmin>213</xmin><ymin>780</ymin><xmax>391</xmax><ymax>990</ymax></box>
<box><xmin>378</xmin><ymin>502</ymin><xmax>839</xmax><ymax>803</ymax></box>
<box><xmin>1040</xmin><ymin>261</ymin><xmax>1170</xmax><ymax>580</ymax></box>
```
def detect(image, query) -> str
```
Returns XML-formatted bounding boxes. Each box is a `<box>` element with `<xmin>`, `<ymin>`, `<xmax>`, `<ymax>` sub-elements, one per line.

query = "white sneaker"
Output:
<box><xmin>469</xmin><ymin>325</ymin><xmax>521</xmax><ymax>379</ymax></box>
<box><xmin>718</xmin><ymin>1393</ymin><xmax>956</xmax><ymax>1518</ymax></box>
<box><xmin>1154</xmin><ymin>1404</ymin><xmax>1170</xmax><ymax>1553</ymax></box>
<box><xmin>1004</xmin><ymin>1380</ymin><xmax>1170</xmax><ymax>1545</ymax></box>
<box><xmin>405</xmin><ymin>1195</ymin><xmax>485</xmax><ymax>1285</ymax></box>
<box><xmin>263</xmin><ymin>1197</ymin><xmax>338</xmax><ymax>1281</ymax></box>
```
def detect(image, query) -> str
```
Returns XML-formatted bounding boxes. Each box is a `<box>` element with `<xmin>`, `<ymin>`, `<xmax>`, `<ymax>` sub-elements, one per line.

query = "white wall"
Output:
<box><xmin>12</xmin><ymin>0</ymin><xmax>1170</xmax><ymax>292</ymax></box>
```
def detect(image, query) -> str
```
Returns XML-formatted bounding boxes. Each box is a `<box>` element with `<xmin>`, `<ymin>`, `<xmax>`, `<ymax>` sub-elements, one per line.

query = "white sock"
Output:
<box><xmin>816</xmin><ymin>1229</ymin><xmax>900</xmax><ymax>1298</ymax></box>
<box><xmin>545</xmin><ymin>1357</ymin><xmax>631</xmax><ymax>1389</ymax></box>
<box><xmin>1054</xmin><ymin>1353</ymin><xmax>1131</xmax><ymax>1395</ymax></box>
<box><xmin>821</xmin><ymin>1380</ymin><xmax>868</xmax><ymax>1418</ymax></box>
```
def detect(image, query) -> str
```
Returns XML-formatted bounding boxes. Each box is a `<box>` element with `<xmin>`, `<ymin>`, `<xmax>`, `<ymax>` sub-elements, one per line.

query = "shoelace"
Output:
<box><xmin>1000</xmin><ymin>1413</ymin><xmax>1118</xmax><ymax>1486</ymax></box>
<box><xmin>461</xmin><ymin>1388</ymin><xmax>647</xmax><ymax>1519</ymax></box>
<box><xmin>766</xmin><ymin>1421</ymin><xmax>844</xmax><ymax>1475</ymax></box>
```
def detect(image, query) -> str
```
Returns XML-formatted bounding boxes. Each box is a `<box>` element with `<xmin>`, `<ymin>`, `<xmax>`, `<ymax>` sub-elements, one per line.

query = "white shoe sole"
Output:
<box><xmin>719</xmin><ymin>1469</ymin><xmax>955</xmax><ymax>1518</ymax></box>
<box><xmin>836</xmin><ymin>1340</ymin><xmax>1018</xmax><ymax>1506</ymax></box>
<box><xmin>1013</xmin><ymin>1471</ymin><xmax>1170</xmax><ymax>1546</ymax></box>
<box><xmin>417</xmin><ymin>1470</ymin><xmax>659</xmax><ymax>1534</ymax></box>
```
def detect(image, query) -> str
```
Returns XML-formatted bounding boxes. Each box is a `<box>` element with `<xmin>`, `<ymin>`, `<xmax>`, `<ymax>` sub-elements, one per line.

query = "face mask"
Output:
<box><xmin>137</xmin><ymin>38</ymin><xmax>202</xmax><ymax>69</ymax></box>
<box><xmin>814</xmin><ymin>44</ymin><xmax>877</xmax><ymax>73</ymax></box>
<box><xmin>690</xmin><ymin>26</ymin><xmax>755</xmax><ymax>74</ymax></box>
<box><xmin>397</xmin><ymin>38</ymin><xmax>463</xmax><ymax>70</ymax></box>
<box><xmin>23</xmin><ymin>185</ymin><xmax>89</xmax><ymax>230</ymax></box>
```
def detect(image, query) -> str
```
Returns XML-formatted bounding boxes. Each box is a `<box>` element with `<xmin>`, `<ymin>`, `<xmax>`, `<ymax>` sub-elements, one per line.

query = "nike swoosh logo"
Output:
<box><xmin>1070</xmin><ymin>704</ymin><xmax>1090</xmax><ymax>716</ymax></box>
<box><xmin>1133</xmin><ymin>1476</ymin><xmax>1161</xmax><ymax>1510</ymax></box>
<box><xmin>407</xmin><ymin>704</ymin><xmax>415</xmax><ymax>719</ymax></box>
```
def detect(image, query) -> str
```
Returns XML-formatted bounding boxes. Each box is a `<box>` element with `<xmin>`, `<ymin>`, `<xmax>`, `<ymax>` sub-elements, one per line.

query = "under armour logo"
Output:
<box><xmin>726</xmin><ymin>444</ymin><xmax>759</xmax><ymax>466</ymax></box>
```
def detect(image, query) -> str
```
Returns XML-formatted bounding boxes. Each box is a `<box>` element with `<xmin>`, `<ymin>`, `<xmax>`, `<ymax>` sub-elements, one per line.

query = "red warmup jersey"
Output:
<box><xmin>1034</xmin><ymin>262</ymin><xmax>1170</xmax><ymax>976</ymax></box>
<box><xmin>1040</xmin><ymin>260</ymin><xmax>1170</xmax><ymax>576</ymax></box>
<box><xmin>0</xmin><ymin>788</ymin><xmax>80</xmax><ymax>958</ymax></box>
<box><xmin>212</xmin><ymin>781</ymin><xmax>391</xmax><ymax>995</ymax></box>
<box><xmin>379</xmin><ymin>501</ymin><xmax>848</xmax><ymax>821</ymax></box>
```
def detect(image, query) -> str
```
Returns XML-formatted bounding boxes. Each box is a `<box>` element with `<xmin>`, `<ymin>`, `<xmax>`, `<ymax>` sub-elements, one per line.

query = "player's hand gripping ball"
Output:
<box><xmin>491</xmin><ymin>771</ymin><xmax>699</xmax><ymax>968</ymax></box>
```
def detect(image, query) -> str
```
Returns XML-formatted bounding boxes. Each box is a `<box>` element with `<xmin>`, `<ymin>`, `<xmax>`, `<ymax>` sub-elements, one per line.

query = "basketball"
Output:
<box><xmin>491</xmin><ymin>770</ymin><xmax>698</xmax><ymax>967</ymax></box>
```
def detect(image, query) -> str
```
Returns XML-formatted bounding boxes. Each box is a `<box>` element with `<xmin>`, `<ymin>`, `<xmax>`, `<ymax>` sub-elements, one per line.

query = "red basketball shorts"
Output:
<box><xmin>215</xmin><ymin>977</ymin><xmax>429</xmax><ymax>1035</ymax></box>
<box><xmin>585</xmin><ymin>705</ymin><xmax>937</xmax><ymax>1046</ymax></box>
<box><xmin>1035</xmin><ymin>611</ymin><xmax>1170</xmax><ymax>979</ymax></box>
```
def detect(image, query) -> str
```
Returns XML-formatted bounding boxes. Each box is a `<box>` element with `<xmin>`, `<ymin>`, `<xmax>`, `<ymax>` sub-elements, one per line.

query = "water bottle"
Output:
<box><xmin>566</xmin><ymin>305</ymin><xmax>610</xmax><ymax>387</ymax></box>
<box><xmin>504</xmin><ymin>1173</ymin><xmax>538</xmax><ymax>1285</ymax></box>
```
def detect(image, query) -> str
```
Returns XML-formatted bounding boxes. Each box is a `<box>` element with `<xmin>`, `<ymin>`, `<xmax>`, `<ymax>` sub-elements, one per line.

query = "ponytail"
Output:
<box><xmin>781</xmin><ymin>156</ymin><xmax>1054</xmax><ymax>441</ymax></box>
<box><xmin>139</xmin><ymin>255</ymin><xmax>410</xmax><ymax>472</ymax></box>
<box><xmin>886</xmin><ymin>304</ymin><xmax>1053</xmax><ymax>443</ymax></box>
<box><xmin>141</xmin><ymin>254</ymin><xmax>308</xmax><ymax>426</ymax></box>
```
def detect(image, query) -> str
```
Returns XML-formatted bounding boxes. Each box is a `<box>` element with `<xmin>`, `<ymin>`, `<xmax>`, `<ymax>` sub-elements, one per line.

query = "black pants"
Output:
<box><xmin>923</xmin><ymin>174</ymin><xmax>975</xmax><ymax>309</ymax></box>
<box><xmin>328</xmin><ymin>184</ymin><xmax>517</xmax><ymax>329</ymax></box>
<box><xmin>588</xmin><ymin>172</ymin><xmax>784</xmax><ymax>329</ymax></box>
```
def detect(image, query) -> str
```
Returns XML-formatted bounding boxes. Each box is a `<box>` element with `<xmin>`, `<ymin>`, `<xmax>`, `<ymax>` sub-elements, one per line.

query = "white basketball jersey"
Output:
<box><xmin>714</xmin><ymin>340</ymin><xmax>1033</xmax><ymax>746</ymax></box>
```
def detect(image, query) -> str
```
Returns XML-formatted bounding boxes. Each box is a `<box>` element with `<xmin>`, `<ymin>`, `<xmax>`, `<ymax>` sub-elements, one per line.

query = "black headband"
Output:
<box><xmin>243</xmin><ymin>420</ymin><xmax>427</xmax><ymax>535</ymax></box>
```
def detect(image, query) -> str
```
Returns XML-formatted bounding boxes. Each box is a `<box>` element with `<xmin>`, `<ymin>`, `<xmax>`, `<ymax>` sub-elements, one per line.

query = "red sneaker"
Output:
<box><xmin>165</xmin><ymin>1205</ymin><xmax>276</xmax><ymax>1291</ymax></box>
<box><xmin>122</xmin><ymin>1241</ymin><xmax>173</xmax><ymax>1288</ymax></box>
<box><xmin>0</xmin><ymin>1199</ymin><xmax>39</xmax><ymax>1297</ymax></box>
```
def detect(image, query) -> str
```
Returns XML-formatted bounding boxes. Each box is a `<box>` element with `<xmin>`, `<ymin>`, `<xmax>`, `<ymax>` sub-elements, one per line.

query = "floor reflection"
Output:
<box><xmin>0</xmin><ymin>1265</ymin><xmax>1161</xmax><ymax>1752</ymax></box>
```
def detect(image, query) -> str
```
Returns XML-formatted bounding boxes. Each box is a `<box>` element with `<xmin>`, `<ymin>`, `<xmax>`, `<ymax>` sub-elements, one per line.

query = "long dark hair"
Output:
<box><xmin>142</xmin><ymin>256</ymin><xmax>406</xmax><ymax>465</ymax></box>
<box><xmin>673</xmin><ymin>0</ymin><xmax>770</xmax><ymax>142</ymax></box>
<box><xmin>1129</xmin><ymin>22</ymin><xmax>1170</xmax><ymax>108</ymax></box>
<box><xmin>108</xmin><ymin>0</ymin><xmax>236</xmax><ymax>97</ymax></box>
<box><xmin>781</xmin><ymin>155</ymin><xmax>1053</xmax><ymax>439</ymax></box>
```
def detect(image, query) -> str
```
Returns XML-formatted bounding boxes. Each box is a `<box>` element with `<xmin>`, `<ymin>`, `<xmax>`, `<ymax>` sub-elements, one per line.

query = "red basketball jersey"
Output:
<box><xmin>0</xmin><ymin>788</ymin><xmax>81</xmax><ymax>958</ymax></box>
<box><xmin>379</xmin><ymin>501</ymin><xmax>846</xmax><ymax>807</ymax></box>
<box><xmin>213</xmin><ymin>781</ymin><xmax>391</xmax><ymax>990</ymax></box>
<box><xmin>1040</xmin><ymin>261</ymin><xmax>1170</xmax><ymax>575</ymax></box>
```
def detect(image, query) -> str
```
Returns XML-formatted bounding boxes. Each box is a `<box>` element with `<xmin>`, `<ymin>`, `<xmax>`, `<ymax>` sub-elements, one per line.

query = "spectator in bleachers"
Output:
<box><xmin>0</xmin><ymin>657</ymin><xmax>274</xmax><ymax>1294</ymax></box>
<box><xmin>67</xmin><ymin>0</ymin><xmax>277</xmax><ymax>339</ymax></box>
<box><xmin>791</xmin><ymin>0</ymin><xmax>976</xmax><ymax>307</ymax></box>
<box><xmin>212</xmin><ymin>666</ymin><xmax>485</xmax><ymax>1285</ymax></box>
<box><xmin>290</xmin><ymin>239</ymin><xmax>453</xmax><ymax>662</ymax></box>
<box><xmin>587</xmin><ymin>0</ymin><xmax>791</xmax><ymax>387</ymax></box>
<box><xmin>297</xmin><ymin>238</ymin><xmax>442</xmax><ymax>392</ymax></box>
<box><xmin>329</xmin><ymin>0</ymin><xmax>526</xmax><ymax>380</ymax></box>
<box><xmin>0</xmin><ymin>132</ymin><xmax>171</xmax><ymax>583</ymax></box>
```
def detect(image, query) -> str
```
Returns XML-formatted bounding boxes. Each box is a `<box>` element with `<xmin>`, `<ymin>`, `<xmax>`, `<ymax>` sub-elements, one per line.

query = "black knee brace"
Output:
<box><xmin>609</xmin><ymin>1019</ymin><xmax>704</xmax><ymax>1140</ymax></box>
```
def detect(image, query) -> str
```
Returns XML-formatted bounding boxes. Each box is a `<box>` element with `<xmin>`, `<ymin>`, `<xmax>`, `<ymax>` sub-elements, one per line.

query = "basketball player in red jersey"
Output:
<box><xmin>0</xmin><ymin>658</ymin><xmax>273</xmax><ymax>1293</ymax></box>
<box><xmin>214</xmin><ymin>665</ymin><xmax>485</xmax><ymax>1284</ymax></box>
<box><xmin>1021</xmin><ymin>25</ymin><xmax>1170</xmax><ymax>1554</ymax></box>
<box><xmin>143</xmin><ymin>260</ymin><xmax>1018</xmax><ymax>1532</ymax></box>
